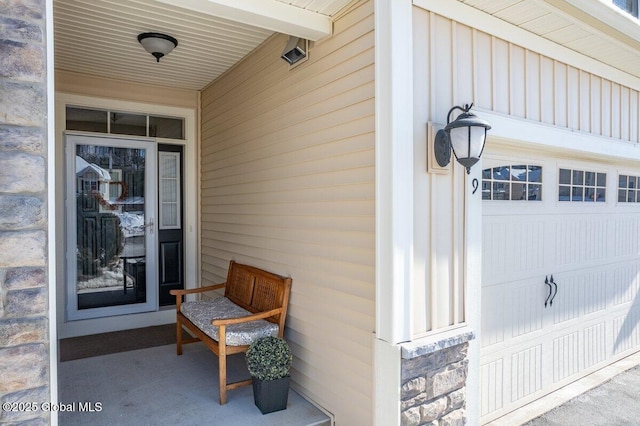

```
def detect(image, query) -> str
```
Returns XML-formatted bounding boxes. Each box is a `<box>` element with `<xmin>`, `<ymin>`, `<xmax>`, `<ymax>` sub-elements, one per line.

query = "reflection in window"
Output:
<box><xmin>150</xmin><ymin>116</ymin><xmax>184</xmax><ymax>139</ymax></box>
<box><xmin>66</xmin><ymin>106</ymin><xmax>185</xmax><ymax>140</ymax></box>
<box><xmin>110</xmin><ymin>112</ymin><xmax>147</xmax><ymax>136</ymax></box>
<box><xmin>558</xmin><ymin>168</ymin><xmax>606</xmax><ymax>202</ymax></box>
<box><xmin>66</xmin><ymin>107</ymin><xmax>108</xmax><ymax>133</ymax></box>
<box><xmin>614</xmin><ymin>0</ymin><xmax>638</xmax><ymax>17</ymax></box>
<box><xmin>482</xmin><ymin>164</ymin><xmax>542</xmax><ymax>201</ymax></box>
<box><xmin>619</xmin><ymin>174</ymin><xmax>640</xmax><ymax>203</ymax></box>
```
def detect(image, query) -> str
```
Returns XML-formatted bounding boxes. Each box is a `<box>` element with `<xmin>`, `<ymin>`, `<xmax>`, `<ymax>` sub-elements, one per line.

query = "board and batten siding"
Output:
<box><xmin>412</xmin><ymin>6</ymin><xmax>640</xmax><ymax>336</ymax></box>
<box><xmin>200</xmin><ymin>1</ymin><xmax>374</xmax><ymax>424</ymax></box>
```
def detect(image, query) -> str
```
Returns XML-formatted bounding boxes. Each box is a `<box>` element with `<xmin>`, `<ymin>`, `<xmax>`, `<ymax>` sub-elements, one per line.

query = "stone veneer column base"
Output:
<box><xmin>400</xmin><ymin>328</ymin><xmax>475</xmax><ymax>426</ymax></box>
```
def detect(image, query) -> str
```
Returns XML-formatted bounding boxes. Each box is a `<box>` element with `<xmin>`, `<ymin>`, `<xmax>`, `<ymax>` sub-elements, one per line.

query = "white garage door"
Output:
<box><xmin>479</xmin><ymin>151</ymin><xmax>640</xmax><ymax>423</ymax></box>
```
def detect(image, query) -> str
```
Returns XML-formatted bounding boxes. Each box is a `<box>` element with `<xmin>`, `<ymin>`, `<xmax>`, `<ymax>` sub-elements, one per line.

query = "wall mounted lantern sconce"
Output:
<box><xmin>434</xmin><ymin>103</ymin><xmax>491</xmax><ymax>174</ymax></box>
<box><xmin>281</xmin><ymin>36</ymin><xmax>308</xmax><ymax>65</ymax></box>
<box><xmin>138</xmin><ymin>32</ymin><xmax>178</xmax><ymax>62</ymax></box>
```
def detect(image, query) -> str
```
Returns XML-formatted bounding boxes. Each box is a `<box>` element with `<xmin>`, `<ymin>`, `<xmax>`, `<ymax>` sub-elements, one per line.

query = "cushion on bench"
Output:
<box><xmin>180</xmin><ymin>297</ymin><xmax>279</xmax><ymax>346</ymax></box>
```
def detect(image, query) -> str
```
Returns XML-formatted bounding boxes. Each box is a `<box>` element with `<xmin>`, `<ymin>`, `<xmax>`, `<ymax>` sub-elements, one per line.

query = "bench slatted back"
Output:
<box><xmin>225</xmin><ymin>264</ymin><xmax>255</xmax><ymax>306</ymax></box>
<box><xmin>224</xmin><ymin>261</ymin><xmax>292</xmax><ymax>334</ymax></box>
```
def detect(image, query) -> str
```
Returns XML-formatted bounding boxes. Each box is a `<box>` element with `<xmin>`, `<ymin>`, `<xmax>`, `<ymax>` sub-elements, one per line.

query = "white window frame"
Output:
<box><xmin>617</xmin><ymin>172</ymin><xmax>640</xmax><ymax>203</ymax></box>
<box><xmin>158</xmin><ymin>151</ymin><xmax>181</xmax><ymax>230</ymax></box>
<box><xmin>558</xmin><ymin>167</ymin><xmax>607</xmax><ymax>203</ymax></box>
<box><xmin>482</xmin><ymin>164</ymin><xmax>544</xmax><ymax>201</ymax></box>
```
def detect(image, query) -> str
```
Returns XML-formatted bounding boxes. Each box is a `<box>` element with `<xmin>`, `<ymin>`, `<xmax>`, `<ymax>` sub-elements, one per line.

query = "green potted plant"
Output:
<box><xmin>246</xmin><ymin>336</ymin><xmax>293</xmax><ymax>414</ymax></box>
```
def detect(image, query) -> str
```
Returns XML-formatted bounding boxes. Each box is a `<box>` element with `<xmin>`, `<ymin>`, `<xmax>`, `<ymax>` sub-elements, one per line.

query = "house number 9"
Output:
<box><xmin>472</xmin><ymin>178</ymin><xmax>479</xmax><ymax>195</ymax></box>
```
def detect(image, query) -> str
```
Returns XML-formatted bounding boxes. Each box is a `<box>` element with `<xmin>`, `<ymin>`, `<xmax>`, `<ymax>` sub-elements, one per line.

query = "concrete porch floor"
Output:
<box><xmin>58</xmin><ymin>342</ymin><xmax>332</xmax><ymax>426</ymax></box>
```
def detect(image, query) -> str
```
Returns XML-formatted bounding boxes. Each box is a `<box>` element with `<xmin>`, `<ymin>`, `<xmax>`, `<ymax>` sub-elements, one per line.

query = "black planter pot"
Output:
<box><xmin>252</xmin><ymin>376</ymin><xmax>290</xmax><ymax>414</ymax></box>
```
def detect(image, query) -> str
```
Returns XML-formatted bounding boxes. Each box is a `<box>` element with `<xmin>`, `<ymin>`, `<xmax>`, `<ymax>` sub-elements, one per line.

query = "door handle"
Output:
<box><xmin>144</xmin><ymin>218</ymin><xmax>154</xmax><ymax>235</ymax></box>
<box><xmin>544</xmin><ymin>276</ymin><xmax>553</xmax><ymax>308</ymax></box>
<box><xmin>549</xmin><ymin>275</ymin><xmax>558</xmax><ymax>306</ymax></box>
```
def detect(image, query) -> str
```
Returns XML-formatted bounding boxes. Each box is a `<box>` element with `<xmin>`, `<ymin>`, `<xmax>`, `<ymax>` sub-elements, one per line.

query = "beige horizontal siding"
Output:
<box><xmin>200</xmin><ymin>0</ymin><xmax>374</xmax><ymax>424</ymax></box>
<box><xmin>55</xmin><ymin>70</ymin><xmax>199</xmax><ymax>109</ymax></box>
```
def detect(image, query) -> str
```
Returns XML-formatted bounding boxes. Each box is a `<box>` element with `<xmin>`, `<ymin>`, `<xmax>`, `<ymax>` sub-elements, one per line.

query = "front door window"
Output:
<box><xmin>66</xmin><ymin>134</ymin><xmax>157</xmax><ymax>320</ymax></box>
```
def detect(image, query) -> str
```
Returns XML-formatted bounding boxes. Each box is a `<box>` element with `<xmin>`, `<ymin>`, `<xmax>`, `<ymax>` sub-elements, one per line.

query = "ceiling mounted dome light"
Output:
<box><xmin>137</xmin><ymin>32</ymin><xmax>178</xmax><ymax>62</ymax></box>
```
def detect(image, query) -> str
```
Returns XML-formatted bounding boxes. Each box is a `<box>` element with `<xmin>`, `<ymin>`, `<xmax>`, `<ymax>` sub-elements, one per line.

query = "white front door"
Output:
<box><xmin>65</xmin><ymin>134</ymin><xmax>158</xmax><ymax>320</ymax></box>
<box><xmin>479</xmin><ymin>150</ymin><xmax>640</xmax><ymax>423</ymax></box>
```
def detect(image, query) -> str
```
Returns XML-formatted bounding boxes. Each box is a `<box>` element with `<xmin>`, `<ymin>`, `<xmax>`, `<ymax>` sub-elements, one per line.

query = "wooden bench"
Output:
<box><xmin>170</xmin><ymin>260</ymin><xmax>292</xmax><ymax>404</ymax></box>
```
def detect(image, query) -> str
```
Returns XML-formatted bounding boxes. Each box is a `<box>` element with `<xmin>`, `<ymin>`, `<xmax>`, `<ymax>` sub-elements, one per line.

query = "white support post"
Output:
<box><xmin>464</xmin><ymin>161</ymin><xmax>483</xmax><ymax>426</ymax></box>
<box><xmin>375</xmin><ymin>0</ymin><xmax>414</xmax><ymax>347</ymax></box>
<box><xmin>374</xmin><ymin>0</ymin><xmax>414</xmax><ymax>424</ymax></box>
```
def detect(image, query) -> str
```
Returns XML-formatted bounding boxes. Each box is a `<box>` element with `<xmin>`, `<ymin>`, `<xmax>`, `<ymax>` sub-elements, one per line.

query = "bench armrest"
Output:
<box><xmin>170</xmin><ymin>283</ymin><xmax>226</xmax><ymax>296</ymax></box>
<box><xmin>211</xmin><ymin>308</ymin><xmax>283</xmax><ymax>327</ymax></box>
<box><xmin>171</xmin><ymin>283</ymin><xmax>226</xmax><ymax>312</ymax></box>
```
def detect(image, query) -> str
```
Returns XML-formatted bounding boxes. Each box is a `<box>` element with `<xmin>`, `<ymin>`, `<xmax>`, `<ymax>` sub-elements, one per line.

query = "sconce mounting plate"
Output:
<box><xmin>427</xmin><ymin>122</ymin><xmax>451</xmax><ymax>174</ymax></box>
<box><xmin>434</xmin><ymin>129</ymin><xmax>452</xmax><ymax>168</ymax></box>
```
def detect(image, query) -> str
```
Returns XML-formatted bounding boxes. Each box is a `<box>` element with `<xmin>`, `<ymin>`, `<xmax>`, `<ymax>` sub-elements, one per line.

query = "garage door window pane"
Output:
<box><xmin>620</xmin><ymin>175</ymin><xmax>628</xmax><ymax>188</ymax></box>
<box><xmin>529</xmin><ymin>166</ymin><xmax>542</xmax><ymax>182</ymax></box>
<box><xmin>512</xmin><ymin>165</ymin><xmax>527</xmax><ymax>181</ymax></box>
<box><xmin>482</xmin><ymin>181</ymin><xmax>491</xmax><ymax>200</ymax></box>
<box><xmin>529</xmin><ymin>184</ymin><xmax>542</xmax><ymax>200</ymax></box>
<box><xmin>483</xmin><ymin>164</ymin><xmax>543</xmax><ymax>201</ymax></box>
<box><xmin>559</xmin><ymin>168</ymin><xmax>606</xmax><ymax>203</ymax></box>
<box><xmin>585</xmin><ymin>187</ymin><xmax>595</xmax><ymax>202</ymax></box>
<box><xmin>511</xmin><ymin>183</ymin><xmax>526</xmax><ymax>200</ymax></box>
<box><xmin>618</xmin><ymin>174</ymin><xmax>640</xmax><ymax>203</ymax></box>
<box><xmin>573</xmin><ymin>170</ymin><xmax>584</xmax><ymax>185</ymax></box>
<box><xmin>572</xmin><ymin>187</ymin><xmax>584</xmax><ymax>201</ymax></box>
<box><xmin>493</xmin><ymin>182</ymin><xmax>509</xmax><ymax>200</ymax></box>
<box><xmin>597</xmin><ymin>173</ymin><xmax>606</xmax><ymax>187</ymax></box>
<box><xmin>559</xmin><ymin>185</ymin><xmax>570</xmax><ymax>201</ymax></box>
<box><xmin>493</xmin><ymin>166</ymin><xmax>510</xmax><ymax>180</ymax></box>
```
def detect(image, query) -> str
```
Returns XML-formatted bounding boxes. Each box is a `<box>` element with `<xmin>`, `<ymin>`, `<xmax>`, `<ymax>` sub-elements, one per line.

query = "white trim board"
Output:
<box><xmin>375</xmin><ymin>0</ymin><xmax>414</xmax><ymax>345</ymax></box>
<box><xmin>412</xmin><ymin>0</ymin><xmax>640</xmax><ymax>92</ymax></box>
<box><xmin>46</xmin><ymin>0</ymin><xmax>59</xmax><ymax>423</ymax></box>
<box><xmin>154</xmin><ymin>0</ymin><xmax>332</xmax><ymax>40</ymax></box>
<box><xmin>476</xmin><ymin>110</ymin><xmax>640</xmax><ymax>165</ymax></box>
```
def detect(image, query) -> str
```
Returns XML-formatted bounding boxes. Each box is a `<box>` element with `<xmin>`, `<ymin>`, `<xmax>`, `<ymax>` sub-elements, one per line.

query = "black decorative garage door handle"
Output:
<box><xmin>549</xmin><ymin>275</ymin><xmax>558</xmax><ymax>306</ymax></box>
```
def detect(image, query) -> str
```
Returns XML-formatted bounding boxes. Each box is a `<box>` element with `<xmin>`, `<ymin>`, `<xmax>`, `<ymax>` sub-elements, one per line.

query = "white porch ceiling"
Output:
<box><xmin>53</xmin><ymin>0</ymin><xmax>352</xmax><ymax>91</ymax></box>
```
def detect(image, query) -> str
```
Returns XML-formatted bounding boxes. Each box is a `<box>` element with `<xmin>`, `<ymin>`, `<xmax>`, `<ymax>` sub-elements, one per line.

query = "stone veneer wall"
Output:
<box><xmin>0</xmin><ymin>0</ymin><xmax>51</xmax><ymax>424</ymax></box>
<box><xmin>401</xmin><ymin>332</ymin><xmax>474</xmax><ymax>426</ymax></box>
